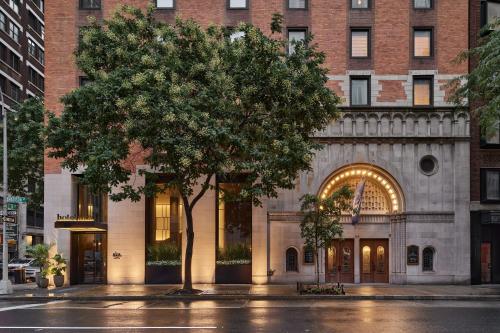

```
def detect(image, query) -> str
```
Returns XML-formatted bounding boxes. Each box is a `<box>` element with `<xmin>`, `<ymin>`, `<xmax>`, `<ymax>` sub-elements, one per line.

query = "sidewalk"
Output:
<box><xmin>2</xmin><ymin>283</ymin><xmax>500</xmax><ymax>301</ymax></box>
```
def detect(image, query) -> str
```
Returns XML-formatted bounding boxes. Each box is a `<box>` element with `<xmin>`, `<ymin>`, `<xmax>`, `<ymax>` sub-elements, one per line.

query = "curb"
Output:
<box><xmin>1</xmin><ymin>295</ymin><xmax>500</xmax><ymax>302</ymax></box>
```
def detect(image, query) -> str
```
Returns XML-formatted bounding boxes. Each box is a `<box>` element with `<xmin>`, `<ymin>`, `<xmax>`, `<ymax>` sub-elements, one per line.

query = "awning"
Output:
<box><xmin>54</xmin><ymin>215</ymin><xmax>107</xmax><ymax>232</ymax></box>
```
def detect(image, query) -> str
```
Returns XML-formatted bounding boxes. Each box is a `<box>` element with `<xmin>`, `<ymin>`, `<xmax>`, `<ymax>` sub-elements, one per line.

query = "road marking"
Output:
<box><xmin>0</xmin><ymin>301</ymin><xmax>67</xmax><ymax>312</ymax></box>
<box><xmin>0</xmin><ymin>327</ymin><xmax>218</xmax><ymax>330</ymax></box>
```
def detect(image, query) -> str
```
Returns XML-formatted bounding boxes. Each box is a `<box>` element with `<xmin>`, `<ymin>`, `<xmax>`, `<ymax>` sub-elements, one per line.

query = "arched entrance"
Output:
<box><xmin>319</xmin><ymin>164</ymin><xmax>405</xmax><ymax>284</ymax></box>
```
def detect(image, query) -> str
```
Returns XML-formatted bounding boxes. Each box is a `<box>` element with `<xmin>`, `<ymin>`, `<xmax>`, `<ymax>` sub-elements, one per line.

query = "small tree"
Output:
<box><xmin>300</xmin><ymin>186</ymin><xmax>353</xmax><ymax>286</ymax></box>
<box><xmin>450</xmin><ymin>19</ymin><xmax>500</xmax><ymax>136</ymax></box>
<box><xmin>46</xmin><ymin>6</ymin><xmax>341</xmax><ymax>291</ymax></box>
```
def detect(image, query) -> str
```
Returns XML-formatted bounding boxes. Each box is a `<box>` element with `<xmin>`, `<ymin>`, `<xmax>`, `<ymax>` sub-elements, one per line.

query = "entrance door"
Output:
<box><xmin>325</xmin><ymin>239</ymin><xmax>354</xmax><ymax>283</ymax></box>
<box><xmin>71</xmin><ymin>233</ymin><xmax>107</xmax><ymax>284</ymax></box>
<box><xmin>360</xmin><ymin>239</ymin><xmax>389</xmax><ymax>283</ymax></box>
<box><xmin>481</xmin><ymin>242</ymin><xmax>492</xmax><ymax>284</ymax></box>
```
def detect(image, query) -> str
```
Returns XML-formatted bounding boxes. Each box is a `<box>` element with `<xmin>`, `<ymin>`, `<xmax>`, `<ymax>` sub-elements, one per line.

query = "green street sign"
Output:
<box><xmin>6</xmin><ymin>196</ymin><xmax>27</xmax><ymax>204</ymax></box>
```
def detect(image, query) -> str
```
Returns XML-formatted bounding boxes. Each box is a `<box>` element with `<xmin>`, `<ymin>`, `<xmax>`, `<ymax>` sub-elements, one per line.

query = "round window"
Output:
<box><xmin>419</xmin><ymin>155</ymin><xmax>438</xmax><ymax>176</ymax></box>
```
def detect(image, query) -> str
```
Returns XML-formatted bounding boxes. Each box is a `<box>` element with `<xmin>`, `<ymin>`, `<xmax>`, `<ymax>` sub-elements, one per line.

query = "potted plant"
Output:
<box><xmin>26</xmin><ymin>243</ymin><xmax>52</xmax><ymax>288</ymax></box>
<box><xmin>50</xmin><ymin>254</ymin><xmax>66</xmax><ymax>287</ymax></box>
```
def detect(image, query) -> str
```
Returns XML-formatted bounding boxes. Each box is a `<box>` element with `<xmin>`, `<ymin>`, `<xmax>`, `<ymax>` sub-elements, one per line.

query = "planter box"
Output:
<box><xmin>145</xmin><ymin>265</ymin><xmax>182</xmax><ymax>284</ymax></box>
<box><xmin>215</xmin><ymin>264</ymin><xmax>252</xmax><ymax>284</ymax></box>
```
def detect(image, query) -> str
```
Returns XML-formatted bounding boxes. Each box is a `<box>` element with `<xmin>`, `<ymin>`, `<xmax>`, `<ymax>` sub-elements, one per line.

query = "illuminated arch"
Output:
<box><xmin>318</xmin><ymin>164</ymin><xmax>405</xmax><ymax>214</ymax></box>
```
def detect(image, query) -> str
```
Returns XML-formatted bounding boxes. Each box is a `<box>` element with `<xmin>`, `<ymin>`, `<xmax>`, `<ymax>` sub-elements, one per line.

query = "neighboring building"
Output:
<box><xmin>45</xmin><ymin>0</ymin><xmax>469</xmax><ymax>285</ymax></box>
<box><xmin>0</xmin><ymin>0</ymin><xmax>45</xmax><ymax>261</ymax></box>
<box><xmin>470</xmin><ymin>0</ymin><xmax>500</xmax><ymax>284</ymax></box>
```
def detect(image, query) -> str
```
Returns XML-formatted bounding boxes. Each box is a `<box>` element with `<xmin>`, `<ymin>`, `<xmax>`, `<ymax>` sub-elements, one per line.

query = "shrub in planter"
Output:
<box><xmin>51</xmin><ymin>254</ymin><xmax>67</xmax><ymax>287</ymax></box>
<box><xmin>26</xmin><ymin>243</ymin><xmax>52</xmax><ymax>288</ymax></box>
<box><xmin>147</xmin><ymin>242</ymin><xmax>181</xmax><ymax>266</ymax></box>
<box><xmin>216</xmin><ymin>243</ymin><xmax>251</xmax><ymax>265</ymax></box>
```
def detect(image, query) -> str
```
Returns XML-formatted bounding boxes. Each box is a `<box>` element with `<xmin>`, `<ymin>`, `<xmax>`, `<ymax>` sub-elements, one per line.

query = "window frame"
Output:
<box><xmin>350</xmin><ymin>75</ymin><xmax>371</xmax><ymax>107</ymax></box>
<box><xmin>480</xmin><ymin>122</ymin><xmax>500</xmax><ymax>148</ymax></box>
<box><xmin>480</xmin><ymin>168</ymin><xmax>500</xmax><ymax>203</ymax></box>
<box><xmin>481</xmin><ymin>0</ymin><xmax>500</xmax><ymax>29</ymax></box>
<box><xmin>155</xmin><ymin>0</ymin><xmax>176</xmax><ymax>9</ymax></box>
<box><xmin>413</xmin><ymin>27</ymin><xmax>434</xmax><ymax>58</ymax></box>
<box><xmin>351</xmin><ymin>0</ymin><xmax>371</xmax><ymax>10</ymax></box>
<box><xmin>412</xmin><ymin>75</ymin><xmax>433</xmax><ymax>107</ymax></box>
<box><xmin>350</xmin><ymin>28</ymin><xmax>371</xmax><ymax>59</ymax></box>
<box><xmin>303</xmin><ymin>246</ymin><xmax>315</xmax><ymax>265</ymax></box>
<box><xmin>79</xmin><ymin>0</ymin><xmax>101</xmax><ymax>10</ymax></box>
<box><xmin>0</xmin><ymin>13</ymin><xmax>5</xmax><ymax>31</ymax></box>
<box><xmin>422</xmin><ymin>246</ymin><xmax>435</xmax><ymax>272</ymax></box>
<box><xmin>287</xmin><ymin>27</ymin><xmax>308</xmax><ymax>55</ymax></box>
<box><xmin>9</xmin><ymin>0</ymin><xmax>20</xmax><ymax>14</ymax></box>
<box><xmin>288</xmin><ymin>0</ymin><xmax>308</xmax><ymax>10</ymax></box>
<box><xmin>413</xmin><ymin>0</ymin><xmax>433</xmax><ymax>10</ymax></box>
<box><xmin>227</xmin><ymin>0</ymin><xmax>249</xmax><ymax>9</ymax></box>
<box><xmin>9</xmin><ymin>22</ymin><xmax>20</xmax><ymax>43</ymax></box>
<box><xmin>285</xmin><ymin>247</ymin><xmax>299</xmax><ymax>272</ymax></box>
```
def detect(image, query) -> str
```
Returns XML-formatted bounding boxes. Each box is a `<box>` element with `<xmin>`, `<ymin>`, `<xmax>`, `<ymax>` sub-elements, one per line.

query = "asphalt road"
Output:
<box><xmin>0</xmin><ymin>299</ymin><xmax>499</xmax><ymax>332</ymax></box>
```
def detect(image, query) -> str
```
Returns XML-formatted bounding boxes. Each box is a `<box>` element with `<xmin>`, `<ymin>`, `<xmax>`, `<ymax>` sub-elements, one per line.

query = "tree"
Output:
<box><xmin>299</xmin><ymin>186</ymin><xmax>352</xmax><ymax>286</ymax></box>
<box><xmin>46</xmin><ymin>6</ymin><xmax>341</xmax><ymax>291</ymax></box>
<box><xmin>450</xmin><ymin>19</ymin><xmax>500</xmax><ymax>136</ymax></box>
<box><xmin>0</xmin><ymin>97</ymin><xmax>45</xmax><ymax>208</ymax></box>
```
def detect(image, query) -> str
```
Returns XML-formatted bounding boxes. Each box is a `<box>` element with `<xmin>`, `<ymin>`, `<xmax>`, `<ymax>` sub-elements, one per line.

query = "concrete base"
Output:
<box><xmin>0</xmin><ymin>279</ymin><xmax>13</xmax><ymax>295</ymax></box>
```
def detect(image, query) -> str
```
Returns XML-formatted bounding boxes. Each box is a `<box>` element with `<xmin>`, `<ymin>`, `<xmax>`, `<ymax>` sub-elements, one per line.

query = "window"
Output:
<box><xmin>351</xmin><ymin>29</ymin><xmax>369</xmax><ymax>58</ymax></box>
<box><xmin>288</xmin><ymin>29</ymin><xmax>306</xmax><ymax>55</ymax></box>
<box><xmin>0</xmin><ymin>44</ymin><xmax>6</xmax><ymax>61</ymax></box>
<box><xmin>481</xmin><ymin>169</ymin><xmax>500</xmax><ymax>202</ymax></box>
<box><xmin>28</xmin><ymin>39</ymin><xmax>36</xmax><ymax>57</ymax></box>
<box><xmin>38</xmin><ymin>49</ymin><xmax>44</xmax><ymax>65</ymax></box>
<box><xmin>419</xmin><ymin>155</ymin><xmax>438</xmax><ymax>176</ymax></box>
<box><xmin>9</xmin><ymin>52</ymin><xmax>20</xmax><ymax>72</ymax></box>
<box><xmin>422</xmin><ymin>247</ymin><xmax>434</xmax><ymax>272</ymax></box>
<box><xmin>482</xmin><ymin>122</ymin><xmax>500</xmax><ymax>146</ymax></box>
<box><xmin>286</xmin><ymin>248</ymin><xmax>298</xmax><ymax>272</ymax></box>
<box><xmin>77</xmin><ymin>183</ymin><xmax>108</xmax><ymax>223</ymax></box>
<box><xmin>28</xmin><ymin>12</ymin><xmax>44</xmax><ymax>37</ymax></box>
<box><xmin>80</xmin><ymin>76</ymin><xmax>91</xmax><ymax>86</ymax></box>
<box><xmin>0</xmin><ymin>13</ymin><xmax>5</xmax><ymax>31</ymax></box>
<box><xmin>34</xmin><ymin>0</ymin><xmax>44</xmax><ymax>12</ymax></box>
<box><xmin>229</xmin><ymin>30</ymin><xmax>245</xmax><ymax>42</ymax></box>
<box><xmin>414</xmin><ymin>29</ymin><xmax>432</xmax><ymax>57</ymax></box>
<box><xmin>414</xmin><ymin>0</ymin><xmax>432</xmax><ymax>8</ymax></box>
<box><xmin>80</xmin><ymin>0</ymin><xmax>101</xmax><ymax>9</ymax></box>
<box><xmin>303</xmin><ymin>246</ymin><xmax>314</xmax><ymax>264</ymax></box>
<box><xmin>10</xmin><ymin>82</ymin><xmax>20</xmax><ymax>101</ymax></box>
<box><xmin>481</xmin><ymin>1</ymin><xmax>500</xmax><ymax>28</ymax></box>
<box><xmin>9</xmin><ymin>0</ymin><xmax>20</xmax><ymax>14</ymax></box>
<box><xmin>352</xmin><ymin>0</ymin><xmax>369</xmax><ymax>9</ymax></box>
<box><xmin>413</xmin><ymin>76</ymin><xmax>433</xmax><ymax>106</ymax></box>
<box><xmin>351</xmin><ymin>77</ymin><xmax>370</xmax><ymax>106</ymax></box>
<box><xmin>289</xmin><ymin>0</ymin><xmax>307</xmax><ymax>9</ymax></box>
<box><xmin>156</xmin><ymin>0</ymin><xmax>174</xmax><ymax>8</ymax></box>
<box><xmin>9</xmin><ymin>23</ymin><xmax>20</xmax><ymax>43</ymax></box>
<box><xmin>29</xmin><ymin>68</ymin><xmax>44</xmax><ymax>91</ymax></box>
<box><xmin>228</xmin><ymin>0</ymin><xmax>248</xmax><ymax>9</ymax></box>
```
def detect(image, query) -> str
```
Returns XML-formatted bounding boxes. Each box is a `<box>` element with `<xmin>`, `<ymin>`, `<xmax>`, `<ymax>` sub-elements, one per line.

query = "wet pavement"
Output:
<box><xmin>0</xmin><ymin>299</ymin><xmax>499</xmax><ymax>332</ymax></box>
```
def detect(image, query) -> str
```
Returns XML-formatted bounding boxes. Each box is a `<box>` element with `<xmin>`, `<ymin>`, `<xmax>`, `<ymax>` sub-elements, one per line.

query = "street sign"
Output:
<box><xmin>0</xmin><ymin>211</ymin><xmax>16</xmax><ymax>216</ymax></box>
<box><xmin>2</xmin><ymin>216</ymin><xmax>15</xmax><ymax>223</ymax></box>
<box><xmin>6</xmin><ymin>196</ymin><xmax>27</xmax><ymax>204</ymax></box>
<box><xmin>7</xmin><ymin>203</ymin><xmax>17</xmax><ymax>210</ymax></box>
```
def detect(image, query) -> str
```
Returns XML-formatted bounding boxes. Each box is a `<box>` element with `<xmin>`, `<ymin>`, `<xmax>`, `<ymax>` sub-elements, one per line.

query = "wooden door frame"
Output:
<box><xmin>325</xmin><ymin>239</ymin><xmax>354</xmax><ymax>283</ymax></box>
<box><xmin>70</xmin><ymin>232</ymin><xmax>108</xmax><ymax>285</ymax></box>
<box><xmin>360</xmin><ymin>239</ymin><xmax>389</xmax><ymax>283</ymax></box>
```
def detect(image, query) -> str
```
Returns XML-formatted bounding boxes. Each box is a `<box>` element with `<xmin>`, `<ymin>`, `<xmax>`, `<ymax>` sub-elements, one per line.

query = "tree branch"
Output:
<box><xmin>189</xmin><ymin>173</ymin><xmax>214</xmax><ymax>210</ymax></box>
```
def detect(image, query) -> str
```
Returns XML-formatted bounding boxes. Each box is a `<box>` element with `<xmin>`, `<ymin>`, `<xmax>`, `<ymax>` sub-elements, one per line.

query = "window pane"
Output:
<box><xmin>352</xmin><ymin>0</ymin><xmax>369</xmax><ymax>8</ymax></box>
<box><xmin>362</xmin><ymin>246</ymin><xmax>371</xmax><ymax>273</ymax></box>
<box><xmin>230</xmin><ymin>31</ymin><xmax>245</xmax><ymax>42</ymax></box>
<box><xmin>414</xmin><ymin>30</ymin><xmax>431</xmax><ymax>57</ymax></box>
<box><xmin>289</xmin><ymin>0</ymin><xmax>306</xmax><ymax>8</ymax></box>
<box><xmin>351</xmin><ymin>79</ymin><xmax>368</xmax><ymax>105</ymax></box>
<box><xmin>485</xmin><ymin>123</ymin><xmax>500</xmax><ymax>144</ymax></box>
<box><xmin>80</xmin><ymin>0</ymin><xmax>101</xmax><ymax>9</ymax></box>
<box><xmin>351</xmin><ymin>31</ymin><xmax>368</xmax><ymax>57</ymax></box>
<box><xmin>229</xmin><ymin>0</ymin><xmax>247</xmax><ymax>8</ymax></box>
<box><xmin>486</xmin><ymin>171</ymin><xmax>500</xmax><ymax>200</ymax></box>
<box><xmin>414</xmin><ymin>0</ymin><xmax>431</xmax><ymax>8</ymax></box>
<box><xmin>414</xmin><ymin>79</ymin><xmax>431</xmax><ymax>105</ymax></box>
<box><xmin>488</xmin><ymin>2</ymin><xmax>500</xmax><ymax>25</ymax></box>
<box><xmin>423</xmin><ymin>248</ymin><xmax>434</xmax><ymax>271</ymax></box>
<box><xmin>157</xmin><ymin>0</ymin><xmax>174</xmax><ymax>8</ymax></box>
<box><xmin>288</xmin><ymin>30</ymin><xmax>306</xmax><ymax>55</ymax></box>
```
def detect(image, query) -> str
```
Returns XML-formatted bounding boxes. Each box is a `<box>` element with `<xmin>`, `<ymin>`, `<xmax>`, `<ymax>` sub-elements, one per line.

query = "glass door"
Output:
<box><xmin>481</xmin><ymin>242</ymin><xmax>491</xmax><ymax>284</ymax></box>
<box><xmin>71</xmin><ymin>233</ymin><xmax>106</xmax><ymax>284</ymax></box>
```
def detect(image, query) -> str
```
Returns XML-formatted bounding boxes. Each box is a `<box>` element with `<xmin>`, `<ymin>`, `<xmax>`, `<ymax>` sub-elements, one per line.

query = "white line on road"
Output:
<box><xmin>0</xmin><ymin>301</ymin><xmax>67</xmax><ymax>312</ymax></box>
<box><xmin>0</xmin><ymin>327</ymin><xmax>218</xmax><ymax>330</ymax></box>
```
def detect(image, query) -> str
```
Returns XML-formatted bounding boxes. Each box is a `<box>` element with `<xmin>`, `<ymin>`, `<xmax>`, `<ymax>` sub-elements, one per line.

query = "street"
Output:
<box><xmin>0</xmin><ymin>299</ymin><xmax>499</xmax><ymax>332</ymax></box>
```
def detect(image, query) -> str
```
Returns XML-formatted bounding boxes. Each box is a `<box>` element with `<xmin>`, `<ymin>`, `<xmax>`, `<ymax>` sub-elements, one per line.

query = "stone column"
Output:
<box><xmin>252</xmin><ymin>202</ymin><xmax>268</xmax><ymax>284</ymax></box>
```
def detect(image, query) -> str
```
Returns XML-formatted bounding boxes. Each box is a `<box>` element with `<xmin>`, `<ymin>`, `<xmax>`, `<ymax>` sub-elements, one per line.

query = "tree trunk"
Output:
<box><xmin>315</xmin><ymin>250</ymin><xmax>320</xmax><ymax>287</ymax></box>
<box><xmin>182</xmin><ymin>197</ymin><xmax>194</xmax><ymax>291</ymax></box>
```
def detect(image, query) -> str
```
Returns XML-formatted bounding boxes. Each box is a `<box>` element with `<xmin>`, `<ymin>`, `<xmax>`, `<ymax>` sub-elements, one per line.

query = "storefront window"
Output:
<box><xmin>77</xmin><ymin>183</ymin><xmax>108</xmax><ymax>223</ymax></box>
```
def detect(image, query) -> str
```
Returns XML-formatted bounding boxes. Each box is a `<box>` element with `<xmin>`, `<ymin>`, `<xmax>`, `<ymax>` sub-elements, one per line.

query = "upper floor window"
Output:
<box><xmin>413</xmin><ymin>76</ymin><xmax>433</xmax><ymax>106</ymax></box>
<box><xmin>286</xmin><ymin>248</ymin><xmax>298</xmax><ymax>272</ymax></box>
<box><xmin>482</xmin><ymin>122</ymin><xmax>500</xmax><ymax>146</ymax></box>
<box><xmin>288</xmin><ymin>0</ymin><xmax>307</xmax><ymax>9</ymax></box>
<box><xmin>414</xmin><ymin>29</ymin><xmax>432</xmax><ymax>57</ymax></box>
<box><xmin>156</xmin><ymin>0</ymin><xmax>174</xmax><ymax>8</ymax></box>
<box><xmin>351</xmin><ymin>29</ymin><xmax>369</xmax><ymax>58</ymax></box>
<box><xmin>228</xmin><ymin>0</ymin><xmax>248</xmax><ymax>9</ymax></box>
<box><xmin>287</xmin><ymin>28</ymin><xmax>306</xmax><ymax>55</ymax></box>
<box><xmin>77</xmin><ymin>183</ymin><xmax>108</xmax><ymax>223</ymax></box>
<box><xmin>80</xmin><ymin>76</ymin><xmax>92</xmax><ymax>86</ymax></box>
<box><xmin>80</xmin><ymin>0</ymin><xmax>101</xmax><ymax>9</ymax></box>
<box><xmin>28</xmin><ymin>39</ymin><xmax>36</xmax><ymax>56</ymax></box>
<box><xmin>481</xmin><ymin>1</ymin><xmax>500</xmax><ymax>28</ymax></box>
<box><xmin>28</xmin><ymin>12</ymin><xmax>44</xmax><ymax>37</ymax></box>
<box><xmin>414</xmin><ymin>0</ymin><xmax>432</xmax><ymax>9</ymax></box>
<box><xmin>352</xmin><ymin>0</ymin><xmax>369</xmax><ymax>9</ymax></box>
<box><xmin>9</xmin><ymin>0</ymin><xmax>20</xmax><ymax>14</ymax></box>
<box><xmin>33</xmin><ymin>0</ymin><xmax>44</xmax><ymax>12</ymax></box>
<box><xmin>38</xmin><ymin>49</ymin><xmax>44</xmax><ymax>65</ymax></box>
<box><xmin>481</xmin><ymin>169</ymin><xmax>500</xmax><ymax>202</ymax></box>
<box><xmin>0</xmin><ymin>13</ymin><xmax>5</xmax><ymax>32</ymax></box>
<box><xmin>350</xmin><ymin>76</ymin><xmax>370</xmax><ymax>106</ymax></box>
<box><xmin>422</xmin><ymin>247</ymin><xmax>434</xmax><ymax>272</ymax></box>
<box><xmin>10</xmin><ymin>82</ymin><xmax>20</xmax><ymax>101</ymax></box>
<box><xmin>9</xmin><ymin>22</ymin><xmax>20</xmax><ymax>43</ymax></box>
<box><xmin>229</xmin><ymin>30</ymin><xmax>245</xmax><ymax>42</ymax></box>
<box><xmin>9</xmin><ymin>52</ymin><xmax>20</xmax><ymax>72</ymax></box>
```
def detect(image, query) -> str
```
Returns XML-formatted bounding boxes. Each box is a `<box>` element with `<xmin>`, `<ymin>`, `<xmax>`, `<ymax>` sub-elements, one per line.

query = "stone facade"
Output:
<box><xmin>44</xmin><ymin>0</ymin><xmax>470</xmax><ymax>285</ymax></box>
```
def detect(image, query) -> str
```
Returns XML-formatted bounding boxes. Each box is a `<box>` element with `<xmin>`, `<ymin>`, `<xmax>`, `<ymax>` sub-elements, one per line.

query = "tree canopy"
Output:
<box><xmin>46</xmin><ymin>5</ymin><xmax>342</xmax><ymax>290</ymax></box>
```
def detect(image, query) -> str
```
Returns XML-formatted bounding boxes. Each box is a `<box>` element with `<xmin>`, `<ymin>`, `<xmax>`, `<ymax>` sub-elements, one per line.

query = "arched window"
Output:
<box><xmin>286</xmin><ymin>248</ymin><xmax>299</xmax><ymax>272</ymax></box>
<box><xmin>423</xmin><ymin>247</ymin><xmax>435</xmax><ymax>272</ymax></box>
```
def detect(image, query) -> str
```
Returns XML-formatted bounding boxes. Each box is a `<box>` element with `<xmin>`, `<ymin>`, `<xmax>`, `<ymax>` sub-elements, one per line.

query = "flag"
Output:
<box><xmin>351</xmin><ymin>179</ymin><xmax>366</xmax><ymax>225</ymax></box>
